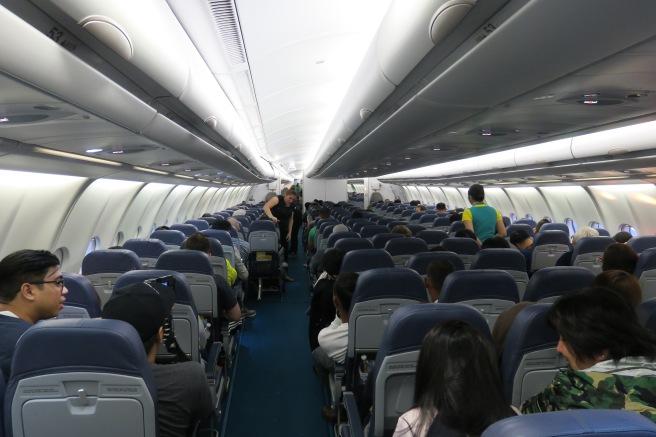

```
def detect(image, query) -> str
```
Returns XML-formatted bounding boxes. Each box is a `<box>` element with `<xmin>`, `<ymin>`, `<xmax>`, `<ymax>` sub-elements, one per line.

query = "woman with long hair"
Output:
<box><xmin>521</xmin><ymin>287</ymin><xmax>656</xmax><ymax>420</ymax></box>
<box><xmin>393</xmin><ymin>320</ymin><xmax>516</xmax><ymax>437</ymax></box>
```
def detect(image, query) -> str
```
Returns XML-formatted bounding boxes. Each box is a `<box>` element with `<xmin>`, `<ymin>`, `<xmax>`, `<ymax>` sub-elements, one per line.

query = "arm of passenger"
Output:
<box><xmin>287</xmin><ymin>215</ymin><xmax>293</xmax><ymax>241</ymax></box>
<box><xmin>190</xmin><ymin>363</ymin><xmax>214</xmax><ymax>422</ymax></box>
<box><xmin>496</xmin><ymin>219</ymin><xmax>507</xmax><ymax>237</ymax></box>
<box><xmin>520</xmin><ymin>369</ymin><xmax>572</xmax><ymax>414</ymax></box>
<box><xmin>225</xmin><ymin>302</ymin><xmax>242</xmax><ymax>322</ymax></box>
<box><xmin>263</xmin><ymin>196</ymin><xmax>280</xmax><ymax>223</ymax></box>
<box><xmin>392</xmin><ymin>408</ymin><xmax>421</xmax><ymax>437</ymax></box>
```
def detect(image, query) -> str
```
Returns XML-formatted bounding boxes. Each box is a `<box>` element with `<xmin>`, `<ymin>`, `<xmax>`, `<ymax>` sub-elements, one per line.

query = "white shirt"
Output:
<box><xmin>317</xmin><ymin>315</ymin><xmax>348</xmax><ymax>364</ymax></box>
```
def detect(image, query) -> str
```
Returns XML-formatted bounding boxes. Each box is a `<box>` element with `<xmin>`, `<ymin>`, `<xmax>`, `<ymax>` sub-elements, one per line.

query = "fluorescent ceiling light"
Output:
<box><xmin>34</xmin><ymin>147</ymin><xmax>122</xmax><ymax>166</ymax></box>
<box><xmin>133</xmin><ymin>166</ymin><xmax>169</xmax><ymax>175</ymax></box>
<box><xmin>175</xmin><ymin>174</ymin><xmax>194</xmax><ymax>179</ymax></box>
<box><xmin>573</xmin><ymin>176</ymin><xmax>629</xmax><ymax>181</ymax></box>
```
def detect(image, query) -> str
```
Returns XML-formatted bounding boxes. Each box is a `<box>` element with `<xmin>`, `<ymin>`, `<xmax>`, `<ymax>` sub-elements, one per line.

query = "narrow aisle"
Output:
<box><xmin>222</xmin><ymin>245</ymin><xmax>333</xmax><ymax>436</ymax></box>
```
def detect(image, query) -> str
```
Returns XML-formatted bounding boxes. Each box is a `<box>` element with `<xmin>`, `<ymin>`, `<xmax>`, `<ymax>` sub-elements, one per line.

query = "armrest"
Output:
<box><xmin>205</xmin><ymin>341</ymin><xmax>223</xmax><ymax>381</ymax></box>
<box><xmin>344</xmin><ymin>392</ymin><xmax>365</xmax><ymax>437</ymax></box>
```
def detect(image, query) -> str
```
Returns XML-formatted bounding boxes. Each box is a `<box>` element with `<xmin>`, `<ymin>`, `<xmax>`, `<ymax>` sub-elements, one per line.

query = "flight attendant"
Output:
<box><xmin>263</xmin><ymin>188</ymin><xmax>299</xmax><ymax>271</ymax></box>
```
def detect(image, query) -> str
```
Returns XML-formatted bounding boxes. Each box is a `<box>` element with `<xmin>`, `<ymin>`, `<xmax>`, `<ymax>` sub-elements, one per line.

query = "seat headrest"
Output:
<box><xmin>81</xmin><ymin>249</ymin><xmax>142</xmax><ymax>275</ymax></box>
<box><xmin>155</xmin><ymin>250</ymin><xmax>213</xmax><ymax>275</ymax></box>
<box><xmin>202</xmin><ymin>229</ymin><xmax>233</xmax><ymax>246</ymax></box>
<box><xmin>122</xmin><ymin>238</ymin><xmax>168</xmax><ymax>258</ymax></box>
<box><xmin>341</xmin><ymin>249</ymin><xmax>395</xmax><ymax>273</ymax></box>
<box><xmin>406</xmin><ymin>251</ymin><xmax>465</xmax><ymax>275</ymax></box>
<box><xmin>384</xmin><ymin>237</ymin><xmax>428</xmax><ymax>255</ymax></box>
<box><xmin>113</xmin><ymin>269</ymin><xmax>197</xmax><ymax>311</ymax></box>
<box><xmin>149</xmin><ymin>229</ymin><xmax>186</xmax><ymax>244</ymax></box>
<box><xmin>350</xmin><ymin>267</ymin><xmax>427</xmax><ymax>311</ymax></box>
<box><xmin>441</xmin><ymin>270</ymin><xmax>519</xmax><ymax>303</ymax></box>
<box><xmin>471</xmin><ymin>248</ymin><xmax>527</xmax><ymax>271</ymax></box>
<box><xmin>522</xmin><ymin>266</ymin><xmax>594</xmax><ymax>302</ymax></box>
<box><xmin>440</xmin><ymin>237</ymin><xmax>480</xmax><ymax>255</ymax></box>
<box><xmin>61</xmin><ymin>273</ymin><xmax>102</xmax><ymax>318</ymax></box>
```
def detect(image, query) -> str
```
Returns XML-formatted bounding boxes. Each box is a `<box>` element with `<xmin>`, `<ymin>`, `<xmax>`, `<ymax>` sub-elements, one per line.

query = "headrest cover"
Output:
<box><xmin>102</xmin><ymin>282</ymin><xmax>175</xmax><ymax>342</ymax></box>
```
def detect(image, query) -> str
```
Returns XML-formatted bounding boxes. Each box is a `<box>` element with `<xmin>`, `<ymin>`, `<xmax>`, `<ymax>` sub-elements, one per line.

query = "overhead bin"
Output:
<box><xmin>514</xmin><ymin>139</ymin><xmax>574</xmax><ymax>167</ymax></box>
<box><xmin>571</xmin><ymin>121</ymin><xmax>656</xmax><ymax>159</ymax></box>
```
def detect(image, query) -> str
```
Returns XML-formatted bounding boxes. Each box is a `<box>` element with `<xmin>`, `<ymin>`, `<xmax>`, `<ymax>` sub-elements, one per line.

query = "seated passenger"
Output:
<box><xmin>415</xmin><ymin>204</ymin><xmax>427</xmax><ymax>212</ymax></box>
<box><xmin>591</xmin><ymin>270</ymin><xmax>642</xmax><ymax>308</ymax></box>
<box><xmin>227</xmin><ymin>217</ymin><xmax>251</xmax><ymax>262</ymax></box>
<box><xmin>613</xmin><ymin>231</ymin><xmax>633</xmax><ymax>244</ymax></box>
<box><xmin>436</xmin><ymin>202</ymin><xmax>447</xmax><ymax>213</ymax></box>
<box><xmin>393</xmin><ymin>320</ymin><xmax>517</xmax><ymax>437</ymax></box>
<box><xmin>510</xmin><ymin>229</ymin><xmax>534</xmax><ymax>272</ymax></box>
<box><xmin>181</xmin><ymin>233</ymin><xmax>243</xmax><ymax>322</ymax></box>
<box><xmin>102</xmin><ymin>282</ymin><xmax>213</xmax><ymax>437</ymax></box>
<box><xmin>601</xmin><ymin>243</ymin><xmax>638</xmax><ymax>274</ymax></box>
<box><xmin>0</xmin><ymin>249</ymin><xmax>68</xmax><ymax>380</ymax></box>
<box><xmin>520</xmin><ymin>287</ymin><xmax>656</xmax><ymax>419</ymax></box>
<box><xmin>491</xmin><ymin>301</ymin><xmax>537</xmax><ymax>362</ymax></box>
<box><xmin>308</xmin><ymin>248</ymin><xmax>346</xmax><ymax>352</ymax></box>
<box><xmin>481</xmin><ymin>236</ymin><xmax>511</xmax><ymax>249</ymax></box>
<box><xmin>391</xmin><ymin>225</ymin><xmax>412</xmax><ymax>238</ymax></box>
<box><xmin>425</xmin><ymin>259</ymin><xmax>455</xmax><ymax>303</ymax></box>
<box><xmin>555</xmin><ymin>226</ymin><xmax>599</xmax><ymax>266</ymax></box>
<box><xmin>212</xmin><ymin>220</ymin><xmax>249</xmax><ymax>282</ymax></box>
<box><xmin>533</xmin><ymin>218</ymin><xmax>550</xmax><ymax>234</ymax></box>
<box><xmin>312</xmin><ymin>272</ymin><xmax>358</xmax><ymax>377</ymax></box>
<box><xmin>454</xmin><ymin>228</ymin><xmax>478</xmax><ymax>242</ymax></box>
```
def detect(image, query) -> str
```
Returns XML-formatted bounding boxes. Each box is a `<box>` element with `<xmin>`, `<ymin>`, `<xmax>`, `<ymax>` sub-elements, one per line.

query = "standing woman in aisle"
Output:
<box><xmin>263</xmin><ymin>189</ymin><xmax>299</xmax><ymax>277</ymax></box>
<box><xmin>462</xmin><ymin>183</ymin><xmax>506</xmax><ymax>245</ymax></box>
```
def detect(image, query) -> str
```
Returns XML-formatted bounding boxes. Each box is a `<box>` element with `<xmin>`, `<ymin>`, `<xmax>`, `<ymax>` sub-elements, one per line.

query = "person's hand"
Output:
<box><xmin>286</xmin><ymin>232</ymin><xmax>292</xmax><ymax>241</ymax></box>
<box><xmin>271</xmin><ymin>216</ymin><xmax>278</xmax><ymax>223</ymax></box>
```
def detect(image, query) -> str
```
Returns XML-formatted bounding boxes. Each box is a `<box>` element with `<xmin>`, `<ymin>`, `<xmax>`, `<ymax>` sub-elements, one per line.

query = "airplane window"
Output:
<box><xmin>620</xmin><ymin>224</ymin><xmax>639</xmax><ymax>237</ymax></box>
<box><xmin>509</xmin><ymin>212</ymin><xmax>517</xmax><ymax>222</ymax></box>
<box><xmin>150</xmin><ymin>224</ymin><xmax>156</xmax><ymax>236</ymax></box>
<box><xmin>116</xmin><ymin>231</ymin><xmax>124</xmax><ymax>246</ymax></box>
<box><xmin>588</xmin><ymin>221</ymin><xmax>602</xmax><ymax>229</ymax></box>
<box><xmin>565</xmin><ymin>218</ymin><xmax>577</xmax><ymax>235</ymax></box>
<box><xmin>85</xmin><ymin>237</ymin><xmax>99</xmax><ymax>255</ymax></box>
<box><xmin>53</xmin><ymin>248</ymin><xmax>65</xmax><ymax>264</ymax></box>
<box><xmin>525</xmin><ymin>214</ymin><xmax>533</xmax><ymax>220</ymax></box>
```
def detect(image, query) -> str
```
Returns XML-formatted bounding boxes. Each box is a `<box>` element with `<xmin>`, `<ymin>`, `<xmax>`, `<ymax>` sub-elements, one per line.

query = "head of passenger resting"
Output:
<box><xmin>454</xmin><ymin>228</ymin><xmax>478</xmax><ymax>241</ymax></box>
<box><xmin>0</xmin><ymin>249</ymin><xmax>68</xmax><ymax>324</ymax></box>
<box><xmin>391</xmin><ymin>225</ymin><xmax>412</xmax><ymax>238</ymax></box>
<box><xmin>425</xmin><ymin>259</ymin><xmax>455</xmax><ymax>302</ymax></box>
<box><xmin>601</xmin><ymin>243</ymin><xmax>638</xmax><ymax>274</ymax></box>
<box><xmin>332</xmin><ymin>272</ymin><xmax>358</xmax><ymax>323</ymax></box>
<box><xmin>613</xmin><ymin>231</ymin><xmax>633</xmax><ymax>244</ymax></box>
<box><xmin>227</xmin><ymin>217</ymin><xmax>241</xmax><ymax>233</ymax></box>
<box><xmin>591</xmin><ymin>270</ymin><xmax>642</xmax><ymax>308</ymax></box>
<box><xmin>210</xmin><ymin>219</ymin><xmax>230</xmax><ymax>231</ymax></box>
<box><xmin>509</xmin><ymin>229</ymin><xmax>533</xmax><ymax>251</ymax></box>
<box><xmin>182</xmin><ymin>232</ymin><xmax>211</xmax><ymax>256</ymax></box>
<box><xmin>533</xmin><ymin>218</ymin><xmax>551</xmax><ymax>234</ymax></box>
<box><xmin>481</xmin><ymin>236</ymin><xmax>511</xmax><ymax>249</ymax></box>
<box><xmin>101</xmin><ymin>282</ymin><xmax>175</xmax><ymax>361</ymax></box>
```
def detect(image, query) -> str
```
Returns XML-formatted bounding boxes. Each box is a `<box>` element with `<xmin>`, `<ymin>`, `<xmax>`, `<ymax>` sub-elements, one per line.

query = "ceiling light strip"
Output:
<box><xmin>33</xmin><ymin>147</ymin><xmax>122</xmax><ymax>166</ymax></box>
<box><xmin>133</xmin><ymin>166</ymin><xmax>169</xmax><ymax>175</ymax></box>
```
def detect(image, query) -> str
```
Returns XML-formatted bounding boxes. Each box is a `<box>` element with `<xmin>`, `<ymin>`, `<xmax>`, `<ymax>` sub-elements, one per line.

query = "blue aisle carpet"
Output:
<box><xmin>222</xmin><ymin>246</ymin><xmax>334</xmax><ymax>436</ymax></box>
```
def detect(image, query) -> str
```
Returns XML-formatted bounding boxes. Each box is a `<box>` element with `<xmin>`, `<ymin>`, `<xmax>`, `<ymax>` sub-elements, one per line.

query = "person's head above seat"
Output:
<box><xmin>182</xmin><ymin>232</ymin><xmax>211</xmax><ymax>255</ymax></box>
<box><xmin>454</xmin><ymin>228</ymin><xmax>477</xmax><ymax>241</ymax></box>
<box><xmin>467</xmin><ymin>183</ymin><xmax>485</xmax><ymax>203</ymax></box>
<box><xmin>425</xmin><ymin>259</ymin><xmax>455</xmax><ymax>302</ymax></box>
<box><xmin>482</xmin><ymin>236</ymin><xmax>511</xmax><ymax>249</ymax></box>
<box><xmin>101</xmin><ymin>282</ymin><xmax>176</xmax><ymax>357</ymax></box>
<box><xmin>612</xmin><ymin>231</ymin><xmax>633</xmax><ymax>244</ymax></box>
<box><xmin>0</xmin><ymin>249</ymin><xmax>68</xmax><ymax>324</ymax></box>
<box><xmin>211</xmin><ymin>219</ymin><xmax>231</xmax><ymax>231</ymax></box>
<box><xmin>591</xmin><ymin>270</ymin><xmax>642</xmax><ymax>308</ymax></box>
<box><xmin>436</xmin><ymin>202</ymin><xmax>447</xmax><ymax>212</ymax></box>
<box><xmin>509</xmin><ymin>229</ymin><xmax>533</xmax><ymax>250</ymax></box>
<box><xmin>548</xmin><ymin>287</ymin><xmax>656</xmax><ymax>370</ymax></box>
<box><xmin>601</xmin><ymin>243</ymin><xmax>638</xmax><ymax>274</ymax></box>
<box><xmin>391</xmin><ymin>225</ymin><xmax>412</xmax><ymax>238</ymax></box>
<box><xmin>320</xmin><ymin>248</ymin><xmax>346</xmax><ymax>278</ymax></box>
<box><xmin>415</xmin><ymin>204</ymin><xmax>427</xmax><ymax>212</ymax></box>
<box><xmin>571</xmin><ymin>226</ymin><xmax>599</xmax><ymax>245</ymax></box>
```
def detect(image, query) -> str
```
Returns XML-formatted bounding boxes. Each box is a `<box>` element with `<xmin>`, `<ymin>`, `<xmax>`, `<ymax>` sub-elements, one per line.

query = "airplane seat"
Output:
<box><xmin>184</xmin><ymin>219</ymin><xmax>209</xmax><ymax>231</ymax></box>
<box><xmin>482</xmin><ymin>410</ymin><xmax>656</xmax><ymax>437</ymax></box>
<box><xmin>440</xmin><ymin>269</ymin><xmax>520</xmax><ymax>330</ymax></box>
<box><xmin>408</xmin><ymin>212</ymin><xmax>424</xmax><ymax>224</ymax></box>
<box><xmin>376</xmin><ymin>217</ymin><xmax>396</xmax><ymax>227</ymax></box>
<box><xmin>383</xmin><ymin>237</ymin><xmax>429</xmax><ymax>267</ymax></box>
<box><xmin>327</xmin><ymin>231</ymin><xmax>361</xmax><ymax>249</ymax></box>
<box><xmin>317</xmin><ymin>223</ymin><xmax>338</xmax><ymax>251</ymax></box>
<box><xmin>415</xmin><ymin>230</ymin><xmax>449</xmax><ymax>249</ymax></box>
<box><xmin>359</xmin><ymin>225</ymin><xmax>390</xmax><ymax>240</ymax></box>
<box><xmin>81</xmin><ymin>249</ymin><xmax>142</xmax><ymax>308</ymax></box>
<box><xmin>246</xmin><ymin>219</ymin><xmax>284</xmax><ymax>300</ymax></box>
<box><xmin>531</xmin><ymin>230</ymin><xmax>572</xmax><ymax>271</ymax></box>
<box><xmin>539</xmin><ymin>222</ymin><xmax>570</xmax><ymax>235</ymax></box>
<box><xmin>201</xmin><ymin>230</ymin><xmax>236</xmax><ymax>266</ymax></box>
<box><xmin>233</xmin><ymin>216</ymin><xmax>251</xmax><ymax>238</ymax></box>
<box><xmin>58</xmin><ymin>273</ymin><xmax>101</xmax><ymax>319</ymax></box>
<box><xmin>405</xmin><ymin>251</ymin><xmax>465</xmax><ymax>276</ymax></box>
<box><xmin>227</xmin><ymin>226</ymin><xmax>239</xmax><ymax>240</ymax></box>
<box><xmin>404</xmin><ymin>224</ymin><xmax>425</xmax><ymax>236</ymax></box>
<box><xmin>391</xmin><ymin>208</ymin><xmax>404</xmax><ymax>219</ymax></box>
<box><xmin>149</xmin><ymin>229</ymin><xmax>187</xmax><ymax>250</ymax></box>
<box><xmin>184</xmin><ymin>237</ymin><xmax>229</xmax><ymax>285</ymax></box>
<box><xmin>597</xmin><ymin>228</ymin><xmax>611</xmax><ymax>237</ymax></box>
<box><xmin>352</xmin><ymin>220</ymin><xmax>376</xmax><ymax>233</ymax></box>
<box><xmin>506</xmin><ymin>223</ymin><xmax>535</xmax><ymax>238</ymax></box>
<box><xmin>334</xmin><ymin>238</ymin><xmax>374</xmax><ymax>253</ymax></box>
<box><xmin>122</xmin><ymin>238</ymin><xmax>168</xmax><ymax>269</ymax></box>
<box><xmin>636</xmin><ymin>248</ymin><xmax>656</xmax><ymax>302</ymax></box>
<box><xmin>340</xmin><ymin>249</ymin><xmax>395</xmax><ymax>273</ymax></box>
<box><xmin>198</xmin><ymin>216</ymin><xmax>217</xmax><ymax>226</ymax></box>
<box><xmin>364</xmin><ymin>303</ymin><xmax>490</xmax><ymax>437</ymax></box>
<box><xmin>432</xmin><ymin>216</ymin><xmax>451</xmax><ymax>232</ymax></box>
<box><xmin>418</xmin><ymin>214</ymin><xmax>435</xmax><ymax>228</ymax></box>
<box><xmin>471</xmin><ymin>248</ymin><xmax>530</xmax><ymax>300</ymax></box>
<box><xmin>499</xmin><ymin>303</ymin><xmax>563</xmax><ymax>406</ymax></box>
<box><xmin>637</xmin><ymin>298</ymin><xmax>656</xmax><ymax>335</ymax></box>
<box><xmin>0</xmin><ymin>368</ymin><xmax>4</xmax><ymax>437</ymax></box>
<box><xmin>384</xmin><ymin>206</ymin><xmax>396</xmax><ymax>217</ymax></box>
<box><xmin>346</xmin><ymin>268</ymin><xmax>427</xmax><ymax>392</ymax></box>
<box><xmin>385</xmin><ymin>220</ymin><xmax>407</xmax><ymax>230</ymax></box>
<box><xmin>400</xmin><ymin>210</ymin><xmax>413</xmax><ymax>220</ymax></box>
<box><xmin>5</xmin><ymin>319</ymin><xmax>158</xmax><ymax>437</ymax></box>
<box><xmin>628</xmin><ymin>236</ymin><xmax>656</xmax><ymax>254</ymax></box>
<box><xmin>501</xmin><ymin>216</ymin><xmax>511</xmax><ymax>228</ymax></box>
<box><xmin>170</xmin><ymin>223</ymin><xmax>199</xmax><ymax>237</ymax></box>
<box><xmin>571</xmin><ymin>236</ymin><xmax>615</xmax><ymax>273</ymax></box>
<box><xmin>522</xmin><ymin>266</ymin><xmax>594</xmax><ymax>303</ymax></box>
<box><xmin>439</xmin><ymin>237</ymin><xmax>480</xmax><ymax>269</ymax></box>
<box><xmin>448</xmin><ymin>220</ymin><xmax>465</xmax><ymax>235</ymax></box>
<box><xmin>371</xmin><ymin>233</ymin><xmax>405</xmax><ymax>250</ymax></box>
<box><xmin>513</xmin><ymin>219</ymin><xmax>536</xmax><ymax>228</ymax></box>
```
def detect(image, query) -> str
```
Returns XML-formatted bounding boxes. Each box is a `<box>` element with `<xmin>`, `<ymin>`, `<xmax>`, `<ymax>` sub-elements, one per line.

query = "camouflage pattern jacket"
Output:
<box><xmin>520</xmin><ymin>357</ymin><xmax>656</xmax><ymax>422</ymax></box>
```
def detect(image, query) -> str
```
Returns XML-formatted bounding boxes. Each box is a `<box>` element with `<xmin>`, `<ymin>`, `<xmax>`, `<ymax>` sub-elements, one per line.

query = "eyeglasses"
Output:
<box><xmin>30</xmin><ymin>278</ymin><xmax>65</xmax><ymax>290</ymax></box>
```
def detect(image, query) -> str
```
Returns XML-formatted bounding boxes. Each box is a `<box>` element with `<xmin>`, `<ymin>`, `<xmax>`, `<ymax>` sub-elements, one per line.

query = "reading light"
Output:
<box><xmin>85</xmin><ymin>148</ymin><xmax>103</xmax><ymax>153</ymax></box>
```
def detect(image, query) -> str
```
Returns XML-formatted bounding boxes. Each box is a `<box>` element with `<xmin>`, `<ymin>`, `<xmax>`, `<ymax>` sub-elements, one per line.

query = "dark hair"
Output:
<box><xmin>591</xmin><ymin>270</ymin><xmax>642</xmax><ymax>309</ymax></box>
<box><xmin>468</xmin><ymin>184</ymin><xmax>485</xmax><ymax>202</ymax></box>
<box><xmin>0</xmin><ymin>250</ymin><xmax>60</xmax><ymax>303</ymax></box>
<box><xmin>454</xmin><ymin>228</ymin><xmax>477</xmax><ymax>241</ymax></box>
<box><xmin>201</xmin><ymin>213</ymin><xmax>213</xmax><ymax>217</ymax></box>
<box><xmin>602</xmin><ymin>243</ymin><xmax>638</xmax><ymax>274</ymax></box>
<box><xmin>211</xmin><ymin>219</ymin><xmax>231</xmax><ymax>231</ymax></box>
<box><xmin>182</xmin><ymin>233</ymin><xmax>210</xmax><ymax>253</ymax></box>
<box><xmin>612</xmin><ymin>231</ymin><xmax>633</xmax><ymax>244</ymax></box>
<box><xmin>320</xmin><ymin>248</ymin><xmax>346</xmax><ymax>277</ymax></box>
<box><xmin>509</xmin><ymin>229</ymin><xmax>531</xmax><ymax>247</ymax></box>
<box><xmin>425</xmin><ymin>260</ymin><xmax>455</xmax><ymax>297</ymax></box>
<box><xmin>481</xmin><ymin>236</ymin><xmax>511</xmax><ymax>249</ymax></box>
<box><xmin>449</xmin><ymin>213</ymin><xmax>462</xmax><ymax>224</ymax></box>
<box><xmin>319</xmin><ymin>208</ymin><xmax>331</xmax><ymax>219</ymax></box>
<box><xmin>155</xmin><ymin>225</ymin><xmax>170</xmax><ymax>231</ymax></box>
<box><xmin>351</xmin><ymin>210</ymin><xmax>364</xmax><ymax>219</ymax></box>
<box><xmin>413</xmin><ymin>320</ymin><xmax>515</xmax><ymax>435</ymax></box>
<box><xmin>436</xmin><ymin>202</ymin><xmax>446</xmax><ymax>210</ymax></box>
<box><xmin>392</xmin><ymin>225</ymin><xmax>412</xmax><ymax>238</ymax></box>
<box><xmin>548</xmin><ymin>287</ymin><xmax>656</xmax><ymax>364</ymax></box>
<box><xmin>333</xmin><ymin>272</ymin><xmax>358</xmax><ymax>315</ymax></box>
<box><xmin>534</xmin><ymin>218</ymin><xmax>551</xmax><ymax>233</ymax></box>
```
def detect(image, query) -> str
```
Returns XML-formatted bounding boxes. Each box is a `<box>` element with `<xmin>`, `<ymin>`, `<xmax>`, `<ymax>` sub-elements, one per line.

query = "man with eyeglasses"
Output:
<box><xmin>0</xmin><ymin>249</ymin><xmax>68</xmax><ymax>380</ymax></box>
